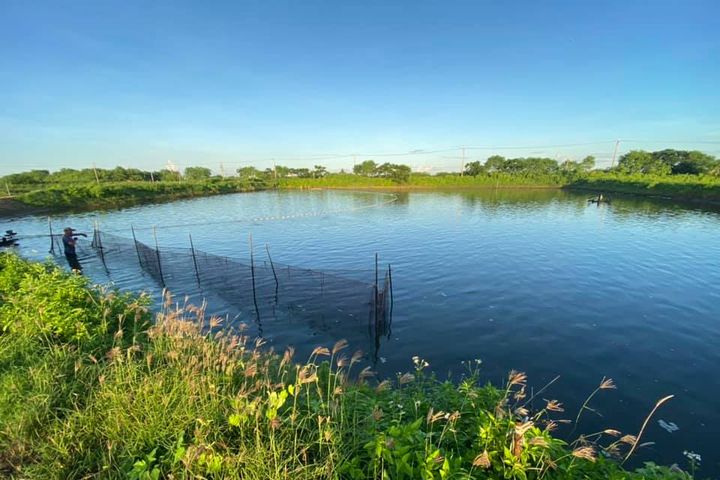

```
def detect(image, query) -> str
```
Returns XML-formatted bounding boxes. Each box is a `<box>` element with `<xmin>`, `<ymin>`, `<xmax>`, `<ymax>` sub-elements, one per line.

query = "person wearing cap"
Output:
<box><xmin>62</xmin><ymin>227</ymin><xmax>83</xmax><ymax>271</ymax></box>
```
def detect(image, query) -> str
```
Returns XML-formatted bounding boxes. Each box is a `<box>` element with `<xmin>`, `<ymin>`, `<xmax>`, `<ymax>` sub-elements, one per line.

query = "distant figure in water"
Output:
<box><xmin>588</xmin><ymin>193</ymin><xmax>609</xmax><ymax>204</ymax></box>
<box><xmin>62</xmin><ymin>227</ymin><xmax>86</xmax><ymax>272</ymax></box>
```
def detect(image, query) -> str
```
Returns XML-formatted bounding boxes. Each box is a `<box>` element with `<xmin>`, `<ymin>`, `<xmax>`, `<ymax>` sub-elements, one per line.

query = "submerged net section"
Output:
<box><xmin>83</xmin><ymin>230</ymin><xmax>392</xmax><ymax>339</ymax></box>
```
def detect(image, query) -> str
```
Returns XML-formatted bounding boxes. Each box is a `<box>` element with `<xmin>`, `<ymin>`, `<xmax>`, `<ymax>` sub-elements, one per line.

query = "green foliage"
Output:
<box><xmin>376</xmin><ymin>163</ymin><xmax>412</xmax><ymax>183</ymax></box>
<box><xmin>616</xmin><ymin>149</ymin><xmax>718</xmax><ymax>176</ymax></box>
<box><xmin>463</xmin><ymin>161</ymin><xmax>486</xmax><ymax>176</ymax></box>
<box><xmin>15</xmin><ymin>178</ymin><xmax>269</xmax><ymax>211</ymax></box>
<box><xmin>353</xmin><ymin>160</ymin><xmax>378</xmax><ymax>176</ymax></box>
<box><xmin>183</xmin><ymin>166</ymin><xmax>212</xmax><ymax>180</ymax></box>
<box><xmin>568</xmin><ymin>171</ymin><xmax>720</xmax><ymax>202</ymax></box>
<box><xmin>0</xmin><ymin>254</ymin><xmax>691</xmax><ymax>479</ymax></box>
<box><xmin>618</xmin><ymin>151</ymin><xmax>671</xmax><ymax>175</ymax></box>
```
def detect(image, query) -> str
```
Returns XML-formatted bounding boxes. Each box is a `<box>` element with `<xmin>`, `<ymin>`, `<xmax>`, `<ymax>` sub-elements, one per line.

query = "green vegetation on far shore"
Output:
<box><xmin>16</xmin><ymin>178</ymin><xmax>269</xmax><ymax>210</ymax></box>
<box><xmin>0</xmin><ymin>253</ymin><xmax>692</xmax><ymax>479</ymax></box>
<box><xmin>2</xmin><ymin>148</ymin><xmax>720</xmax><ymax>214</ymax></box>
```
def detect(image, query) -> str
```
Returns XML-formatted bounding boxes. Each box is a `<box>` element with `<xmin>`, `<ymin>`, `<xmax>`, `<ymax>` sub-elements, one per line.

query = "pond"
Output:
<box><xmin>7</xmin><ymin>188</ymin><xmax>720</xmax><ymax>474</ymax></box>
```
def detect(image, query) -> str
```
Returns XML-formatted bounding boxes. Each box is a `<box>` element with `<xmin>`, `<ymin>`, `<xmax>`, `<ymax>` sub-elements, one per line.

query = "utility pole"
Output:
<box><xmin>273</xmin><ymin>160</ymin><xmax>277</xmax><ymax>181</ymax></box>
<box><xmin>5</xmin><ymin>182</ymin><xmax>10</xmax><ymax>197</ymax></box>
<box><xmin>610</xmin><ymin>139</ymin><xmax>620</xmax><ymax>169</ymax></box>
<box><xmin>219</xmin><ymin>162</ymin><xmax>225</xmax><ymax>178</ymax></box>
<box><xmin>353</xmin><ymin>154</ymin><xmax>357</xmax><ymax>172</ymax></box>
<box><xmin>92</xmin><ymin>163</ymin><xmax>100</xmax><ymax>184</ymax></box>
<box><xmin>460</xmin><ymin>147</ymin><xmax>466</xmax><ymax>176</ymax></box>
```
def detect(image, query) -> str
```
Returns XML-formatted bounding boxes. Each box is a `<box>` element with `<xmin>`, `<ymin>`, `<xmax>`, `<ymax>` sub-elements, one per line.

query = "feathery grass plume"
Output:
<box><xmin>545</xmin><ymin>399</ymin><xmax>564</xmax><ymax>412</ymax></box>
<box><xmin>336</xmin><ymin>355</ymin><xmax>349</xmax><ymax>368</ymax></box>
<box><xmin>620</xmin><ymin>434</ymin><xmax>637</xmax><ymax>445</ymax></box>
<box><xmin>529</xmin><ymin>437</ymin><xmax>549</xmax><ymax>448</ymax></box>
<box><xmin>544</xmin><ymin>421</ymin><xmax>558</xmax><ymax>432</ymax></box>
<box><xmin>508</xmin><ymin>370</ymin><xmax>527</xmax><ymax>386</ymax></box>
<box><xmin>331</xmin><ymin>339</ymin><xmax>348</xmax><ymax>355</ymax></box>
<box><xmin>375</xmin><ymin>380</ymin><xmax>391</xmax><ymax>392</ymax></box>
<box><xmin>603</xmin><ymin>429</ymin><xmax>621</xmax><ymax>437</ymax></box>
<box><xmin>311</xmin><ymin>346</ymin><xmax>331</xmax><ymax>357</ymax></box>
<box><xmin>472</xmin><ymin>450</ymin><xmax>491</xmax><ymax>469</ymax></box>
<box><xmin>359</xmin><ymin>366</ymin><xmax>375</xmax><ymax>381</ymax></box>
<box><xmin>350</xmin><ymin>349</ymin><xmax>364</xmax><ymax>365</ymax></box>
<box><xmin>622</xmin><ymin>395</ymin><xmax>674</xmax><ymax>464</ymax></box>
<box><xmin>398</xmin><ymin>373</ymin><xmax>415</xmax><ymax>385</ymax></box>
<box><xmin>280</xmin><ymin>346</ymin><xmax>294</xmax><ymax>368</ymax></box>
<box><xmin>572</xmin><ymin>446</ymin><xmax>597</xmax><ymax>462</ymax></box>
<box><xmin>573</xmin><ymin>376</ymin><xmax>616</xmax><ymax>433</ymax></box>
<box><xmin>600</xmin><ymin>377</ymin><xmax>616</xmax><ymax>389</ymax></box>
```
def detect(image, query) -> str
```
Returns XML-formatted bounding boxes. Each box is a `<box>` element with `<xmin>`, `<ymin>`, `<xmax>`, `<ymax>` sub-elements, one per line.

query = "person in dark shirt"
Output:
<box><xmin>62</xmin><ymin>227</ymin><xmax>84</xmax><ymax>271</ymax></box>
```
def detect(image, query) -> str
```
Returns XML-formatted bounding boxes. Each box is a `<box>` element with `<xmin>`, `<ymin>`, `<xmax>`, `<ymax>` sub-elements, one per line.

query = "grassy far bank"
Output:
<box><xmin>12</xmin><ymin>178</ymin><xmax>270</xmax><ymax>210</ymax></box>
<box><xmin>3</xmin><ymin>148</ymin><xmax>720</xmax><ymax>213</ymax></box>
<box><xmin>0</xmin><ymin>253</ymin><xmax>695</xmax><ymax>479</ymax></box>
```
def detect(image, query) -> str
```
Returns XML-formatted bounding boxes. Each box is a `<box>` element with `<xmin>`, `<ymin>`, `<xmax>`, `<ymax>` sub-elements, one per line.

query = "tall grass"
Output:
<box><xmin>14</xmin><ymin>178</ymin><xmax>271</xmax><ymax>210</ymax></box>
<box><xmin>0</xmin><ymin>253</ymin><xmax>692</xmax><ymax>479</ymax></box>
<box><xmin>280</xmin><ymin>173</ymin><xmax>566</xmax><ymax>190</ymax></box>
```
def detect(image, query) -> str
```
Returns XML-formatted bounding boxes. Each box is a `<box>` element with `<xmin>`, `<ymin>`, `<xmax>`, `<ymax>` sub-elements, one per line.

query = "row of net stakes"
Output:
<box><xmin>92</xmin><ymin>223</ymin><xmax>392</xmax><ymax>327</ymax></box>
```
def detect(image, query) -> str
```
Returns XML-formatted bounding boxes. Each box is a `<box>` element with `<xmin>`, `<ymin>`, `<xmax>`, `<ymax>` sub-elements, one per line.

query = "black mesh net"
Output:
<box><xmin>73</xmin><ymin>229</ymin><xmax>393</xmax><ymax>345</ymax></box>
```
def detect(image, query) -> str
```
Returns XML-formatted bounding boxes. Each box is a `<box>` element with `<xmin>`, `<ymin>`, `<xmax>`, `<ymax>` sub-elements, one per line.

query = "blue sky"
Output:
<box><xmin>1</xmin><ymin>0</ymin><xmax>719</xmax><ymax>175</ymax></box>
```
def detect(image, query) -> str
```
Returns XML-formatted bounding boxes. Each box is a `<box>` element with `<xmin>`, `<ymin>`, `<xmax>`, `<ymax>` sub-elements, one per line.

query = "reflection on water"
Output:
<box><xmin>6</xmin><ymin>188</ymin><xmax>720</xmax><ymax>475</ymax></box>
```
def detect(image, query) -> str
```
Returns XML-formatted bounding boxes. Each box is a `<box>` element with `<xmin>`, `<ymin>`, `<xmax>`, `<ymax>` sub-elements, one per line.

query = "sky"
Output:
<box><xmin>1</xmin><ymin>0</ymin><xmax>719</xmax><ymax>175</ymax></box>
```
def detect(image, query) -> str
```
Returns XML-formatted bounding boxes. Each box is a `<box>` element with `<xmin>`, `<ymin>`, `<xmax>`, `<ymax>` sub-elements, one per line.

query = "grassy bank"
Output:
<box><xmin>0</xmin><ymin>253</ymin><xmax>691</xmax><ymax>479</ymax></box>
<box><xmin>6</xmin><ymin>178</ymin><xmax>271</xmax><ymax>214</ymax></box>
<box><xmin>566</xmin><ymin>172</ymin><xmax>720</xmax><ymax>203</ymax></box>
<box><xmin>279</xmin><ymin>173</ymin><xmax>566</xmax><ymax>190</ymax></box>
<box><xmin>281</xmin><ymin>172</ymin><xmax>720</xmax><ymax>205</ymax></box>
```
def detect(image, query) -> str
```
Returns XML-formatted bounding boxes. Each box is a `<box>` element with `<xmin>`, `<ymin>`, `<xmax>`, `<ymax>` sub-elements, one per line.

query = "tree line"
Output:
<box><xmin>2</xmin><ymin>149</ymin><xmax>718</xmax><ymax>188</ymax></box>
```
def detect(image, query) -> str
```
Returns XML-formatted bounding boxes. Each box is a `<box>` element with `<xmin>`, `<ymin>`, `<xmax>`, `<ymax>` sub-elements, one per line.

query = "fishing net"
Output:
<box><xmin>58</xmin><ymin>230</ymin><xmax>394</xmax><ymax>341</ymax></box>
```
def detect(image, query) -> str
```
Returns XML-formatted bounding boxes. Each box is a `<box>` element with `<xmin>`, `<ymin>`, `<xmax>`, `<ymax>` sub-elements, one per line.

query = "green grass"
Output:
<box><xmin>7</xmin><ymin>171</ymin><xmax>720</xmax><ymax>215</ymax></box>
<box><xmin>566</xmin><ymin>172</ymin><xmax>720</xmax><ymax>202</ymax></box>
<box><xmin>0</xmin><ymin>253</ymin><xmax>693</xmax><ymax>479</ymax></box>
<box><xmin>279</xmin><ymin>173</ymin><xmax>566</xmax><ymax>190</ymax></box>
<box><xmin>12</xmin><ymin>178</ymin><xmax>271</xmax><ymax>211</ymax></box>
<box><xmin>281</xmin><ymin>172</ymin><xmax>720</xmax><ymax>205</ymax></box>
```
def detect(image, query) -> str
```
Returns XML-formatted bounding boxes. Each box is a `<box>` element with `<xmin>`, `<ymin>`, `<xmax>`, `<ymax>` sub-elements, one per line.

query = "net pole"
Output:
<box><xmin>388</xmin><ymin>264</ymin><xmax>394</xmax><ymax>317</ymax></box>
<box><xmin>94</xmin><ymin>220</ymin><xmax>107</xmax><ymax>267</ymax></box>
<box><xmin>189</xmin><ymin>233</ymin><xmax>201</xmax><ymax>285</ymax></box>
<box><xmin>374</xmin><ymin>253</ymin><xmax>379</xmax><ymax>325</ymax></box>
<box><xmin>249</xmin><ymin>234</ymin><xmax>260</xmax><ymax>321</ymax></box>
<box><xmin>131</xmin><ymin>226</ymin><xmax>143</xmax><ymax>267</ymax></box>
<box><xmin>153</xmin><ymin>226</ymin><xmax>165</xmax><ymax>287</ymax></box>
<box><xmin>48</xmin><ymin>217</ymin><xmax>55</xmax><ymax>254</ymax></box>
<box><xmin>265</xmin><ymin>243</ymin><xmax>279</xmax><ymax>299</ymax></box>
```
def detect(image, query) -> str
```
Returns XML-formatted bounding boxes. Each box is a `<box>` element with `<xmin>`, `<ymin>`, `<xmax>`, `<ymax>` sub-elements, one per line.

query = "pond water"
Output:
<box><xmin>6</xmin><ymin>189</ymin><xmax>720</xmax><ymax>474</ymax></box>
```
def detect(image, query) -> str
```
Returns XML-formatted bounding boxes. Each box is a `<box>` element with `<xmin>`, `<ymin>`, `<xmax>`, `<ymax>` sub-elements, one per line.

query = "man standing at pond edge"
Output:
<box><xmin>62</xmin><ymin>227</ymin><xmax>84</xmax><ymax>272</ymax></box>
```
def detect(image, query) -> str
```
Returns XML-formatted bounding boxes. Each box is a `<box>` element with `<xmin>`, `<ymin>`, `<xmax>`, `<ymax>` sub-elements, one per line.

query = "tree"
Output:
<box><xmin>376</xmin><ymin>163</ymin><xmax>411</xmax><ymax>183</ymax></box>
<box><xmin>353</xmin><ymin>160</ymin><xmax>377</xmax><ymax>176</ymax></box>
<box><xmin>617</xmin><ymin>150</ymin><xmax>671</xmax><ymax>175</ymax></box>
<box><xmin>580</xmin><ymin>156</ymin><xmax>595</xmax><ymax>172</ymax></box>
<box><xmin>289</xmin><ymin>168</ymin><xmax>312</xmax><ymax>178</ymax></box>
<box><xmin>463</xmin><ymin>161</ymin><xmax>486</xmax><ymax>176</ymax></box>
<box><xmin>0</xmin><ymin>169</ymin><xmax>49</xmax><ymax>185</ymax></box>
<box><xmin>236</xmin><ymin>166</ymin><xmax>261</xmax><ymax>179</ymax></box>
<box><xmin>484</xmin><ymin>155</ymin><xmax>506</xmax><ymax>172</ymax></box>
<box><xmin>560</xmin><ymin>160</ymin><xmax>582</xmax><ymax>174</ymax></box>
<box><xmin>274</xmin><ymin>165</ymin><xmax>291</xmax><ymax>178</ymax></box>
<box><xmin>313</xmin><ymin>165</ymin><xmax>328</xmax><ymax>178</ymax></box>
<box><xmin>184</xmin><ymin>167</ymin><xmax>212</xmax><ymax>180</ymax></box>
<box><xmin>660</xmin><ymin>150</ymin><xmax>717</xmax><ymax>175</ymax></box>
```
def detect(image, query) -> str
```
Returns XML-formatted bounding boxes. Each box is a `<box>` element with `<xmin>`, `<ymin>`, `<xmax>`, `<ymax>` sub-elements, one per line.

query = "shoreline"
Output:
<box><xmin>3</xmin><ymin>180</ymin><xmax>720</xmax><ymax>219</ymax></box>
